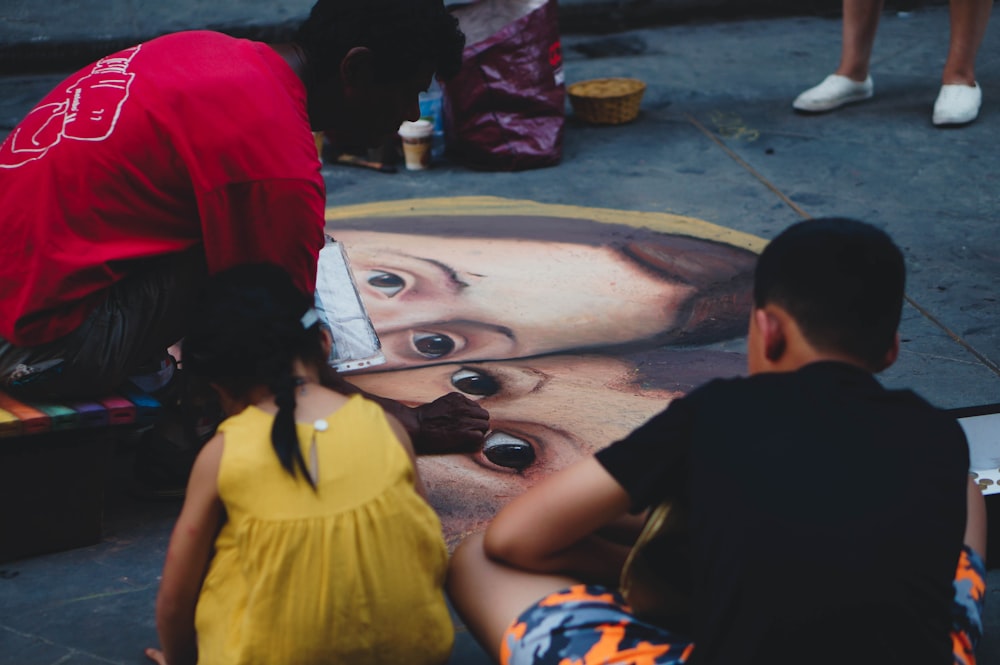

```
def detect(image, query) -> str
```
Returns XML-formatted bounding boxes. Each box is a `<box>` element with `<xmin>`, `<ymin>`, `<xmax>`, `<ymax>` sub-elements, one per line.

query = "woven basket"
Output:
<box><xmin>567</xmin><ymin>78</ymin><xmax>647</xmax><ymax>125</ymax></box>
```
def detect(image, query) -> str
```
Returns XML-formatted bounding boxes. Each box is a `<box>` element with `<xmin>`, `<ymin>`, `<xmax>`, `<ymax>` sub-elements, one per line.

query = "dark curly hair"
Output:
<box><xmin>183</xmin><ymin>263</ymin><xmax>329</xmax><ymax>488</ymax></box>
<box><xmin>295</xmin><ymin>0</ymin><xmax>466</xmax><ymax>85</ymax></box>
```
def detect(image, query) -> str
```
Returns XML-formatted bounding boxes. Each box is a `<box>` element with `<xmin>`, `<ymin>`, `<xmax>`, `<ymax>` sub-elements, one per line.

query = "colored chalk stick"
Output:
<box><xmin>98</xmin><ymin>396</ymin><xmax>136</xmax><ymax>425</ymax></box>
<box><xmin>67</xmin><ymin>401</ymin><xmax>110</xmax><ymax>428</ymax></box>
<box><xmin>120</xmin><ymin>390</ymin><xmax>163</xmax><ymax>425</ymax></box>
<box><xmin>0</xmin><ymin>406</ymin><xmax>24</xmax><ymax>438</ymax></box>
<box><xmin>29</xmin><ymin>401</ymin><xmax>78</xmax><ymax>431</ymax></box>
<box><xmin>0</xmin><ymin>393</ymin><xmax>50</xmax><ymax>434</ymax></box>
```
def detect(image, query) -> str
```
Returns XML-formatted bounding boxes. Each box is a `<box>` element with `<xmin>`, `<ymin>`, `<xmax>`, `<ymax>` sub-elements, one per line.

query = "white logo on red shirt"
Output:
<box><xmin>0</xmin><ymin>45</ymin><xmax>142</xmax><ymax>169</ymax></box>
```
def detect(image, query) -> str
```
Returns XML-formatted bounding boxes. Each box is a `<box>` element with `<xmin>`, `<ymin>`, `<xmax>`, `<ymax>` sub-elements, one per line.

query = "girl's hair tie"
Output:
<box><xmin>300</xmin><ymin>308</ymin><xmax>320</xmax><ymax>330</ymax></box>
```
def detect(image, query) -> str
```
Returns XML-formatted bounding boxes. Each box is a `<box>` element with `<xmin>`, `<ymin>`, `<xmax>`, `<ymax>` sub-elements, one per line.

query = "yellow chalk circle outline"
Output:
<box><xmin>325</xmin><ymin>196</ymin><xmax>766</xmax><ymax>253</ymax></box>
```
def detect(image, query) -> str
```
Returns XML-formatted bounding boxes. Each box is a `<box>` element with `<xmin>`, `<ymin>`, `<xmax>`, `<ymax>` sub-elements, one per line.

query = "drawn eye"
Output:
<box><xmin>482</xmin><ymin>431</ymin><xmax>536</xmax><ymax>471</ymax></box>
<box><xmin>367</xmin><ymin>270</ymin><xmax>404</xmax><ymax>297</ymax></box>
<box><xmin>450</xmin><ymin>368</ymin><xmax>499</xmax><ymax>396</ymax></box>
<box><xmin>413</xmin><ymin>332</ymin><xmax>455</xmax><ymax>358</ymax></box>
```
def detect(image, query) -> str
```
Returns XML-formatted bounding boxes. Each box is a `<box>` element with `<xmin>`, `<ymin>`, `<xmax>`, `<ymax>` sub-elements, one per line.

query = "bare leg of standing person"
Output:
<box><xmin>793</xmin><ymin>0</ymin><xmax>882</xmax><ymax>111</ymax></box>
<box><xmin>942</xmin><ymin>0</ymin><xmax>993</xmax><ymax>84</ymax></box>
<box><xmin>934</xmin><ymin>0</ymin><xmax>992</xmax><ymax>124</ymax></box>
<box><xmin>836</xmin><ymin>0</ymin><xmax>885</xmax><ymax>81</ymax></box>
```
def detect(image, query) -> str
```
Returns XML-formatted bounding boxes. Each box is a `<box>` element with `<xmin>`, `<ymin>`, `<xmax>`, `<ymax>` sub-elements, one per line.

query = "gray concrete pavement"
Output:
<box><xmin>0</xmin><ymin>0</ymin><xmax>915</xmax><ymax>72</ymax></box>
<box><xmin>1</xmin><ymin>3</ymin><xmax>998</xmax><ymax>664</ymax></box>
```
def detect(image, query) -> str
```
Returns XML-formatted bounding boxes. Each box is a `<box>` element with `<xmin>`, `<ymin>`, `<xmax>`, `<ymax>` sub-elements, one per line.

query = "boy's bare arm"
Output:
<box><xmin>965</xmin><ymin>475</ymin><xmax>987</xmax><ymax>559</ymax></box>
<box><xmin>597</xmin><ymin>510</ymin><xmax>650</xmax><ymax>547</ymax></box>
<box><xmin>484</xmin><ymin>456</ymin><xmax>634</xmax><ymax>585</ymax></box>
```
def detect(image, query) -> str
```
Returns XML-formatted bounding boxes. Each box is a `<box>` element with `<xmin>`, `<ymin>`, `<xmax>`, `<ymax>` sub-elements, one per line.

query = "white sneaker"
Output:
<box><xmin>793</xmin><ymin>74</ymin><xmax>874</xmax><ymax>112</ymax></box>
<box><xmin>932</xmin><ymin>82</ymin><xmax>982</xmax><ymax>126</ymax></box>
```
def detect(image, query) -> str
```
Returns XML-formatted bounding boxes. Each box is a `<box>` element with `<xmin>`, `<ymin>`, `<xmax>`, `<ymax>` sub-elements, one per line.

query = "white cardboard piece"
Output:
<box><xmin>313</xmin><ymin>239</ymin><xmax>386</xmax><ymax>373</ymax></box>
<box><xmin>959</xmin><ymin>409</ymin><xmax>1000</xmax><ymax>495</ymax></box>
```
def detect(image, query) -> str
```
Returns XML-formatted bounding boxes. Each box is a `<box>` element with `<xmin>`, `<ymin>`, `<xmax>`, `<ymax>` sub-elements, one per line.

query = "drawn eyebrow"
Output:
<box><xmin>452</xmin><ymin>319</ymin><xmax>515</xmax><ymax>339</ymax></box>
<box><xmin>415</xmin><ymin>319</ymin><xmax>516</xmax><ymax>340</ymax></box>
<box><xmin>414</xmin><ymin>255</ymin><xmax>470</xmax><ymax>290</ymax></box>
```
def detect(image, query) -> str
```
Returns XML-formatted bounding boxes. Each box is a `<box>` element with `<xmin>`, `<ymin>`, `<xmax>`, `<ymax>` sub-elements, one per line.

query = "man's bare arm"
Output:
<box><xmin>320</xmin><ymin>366</ymin><xmax>489</xmax><ymax>453</ymax></box>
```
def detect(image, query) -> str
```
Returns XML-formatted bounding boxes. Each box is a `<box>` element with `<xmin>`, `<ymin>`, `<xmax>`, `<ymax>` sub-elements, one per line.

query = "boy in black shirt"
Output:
<box><xmin>447</xmin><ymin>218</ymin><xmax>986</xmax><ymax>665</ymax></box>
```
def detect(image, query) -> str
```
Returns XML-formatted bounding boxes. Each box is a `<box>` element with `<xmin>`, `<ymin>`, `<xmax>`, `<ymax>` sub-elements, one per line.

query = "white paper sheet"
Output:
<box><xmin>960</xmin><ymin>410</ymin><xmax>1000</xmax><ymax>495</ymax></box>
<box><xmin>314</xmin><ymin>239</ymin><xmax>386</xmax><ymax>373</ymax></box>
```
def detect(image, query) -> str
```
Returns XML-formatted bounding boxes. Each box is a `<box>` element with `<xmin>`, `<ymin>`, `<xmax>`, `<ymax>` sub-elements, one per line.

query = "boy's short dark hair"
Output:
<box><xmin>295</xmin><ymin>0</ymin><xmax>465</xmax><ymax>84</ymax></box>
<box><xmin>753</xmin><ymin>217</ymin><xmax>905</xmax><ymax>369</ymax></box>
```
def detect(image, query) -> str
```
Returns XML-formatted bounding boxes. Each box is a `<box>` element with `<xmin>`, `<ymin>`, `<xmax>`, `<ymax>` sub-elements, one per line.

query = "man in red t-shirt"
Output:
<box><xmin>0</xmin><ymin>0</ymin><xmax>488</xmax><ymax>453</ymax></box>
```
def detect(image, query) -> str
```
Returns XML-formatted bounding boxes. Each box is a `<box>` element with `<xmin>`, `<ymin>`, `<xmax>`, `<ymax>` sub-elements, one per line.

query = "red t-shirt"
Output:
<box><xmin>0</xmin><ymin>31</ymin><xmax>325</xmax><ymax>346</ymax></box>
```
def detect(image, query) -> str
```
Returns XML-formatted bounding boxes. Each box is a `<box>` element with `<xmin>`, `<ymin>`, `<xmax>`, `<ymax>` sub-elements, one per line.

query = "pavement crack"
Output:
<box><xmin>904</xmin><ymin>296</ymin><xmax>1000</xmax><ymax>378</ymax></box>
<box><xmin>47</xmin><ymin>582</ymin><xmax>159</xmax><ymax>608</ymax></box>
<box><xmin>0</xmin><ymin>624</ymin><xmax>126</xmax><ymax>664</ymax></box>
<box><xmin>687</xmin><ymin>109</ymin><xmax>1000</xmax><ymax>381</ymax></box>
<box><xmin>685</xmin><ymin>112</ymin><xmax>812</xmax><ymax>219</ymax></box>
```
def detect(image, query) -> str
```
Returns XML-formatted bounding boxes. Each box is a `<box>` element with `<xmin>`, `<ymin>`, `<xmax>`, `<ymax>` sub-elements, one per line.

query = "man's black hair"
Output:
<box><xmin>753</xmin><ymin>217</ymin><xmax>905</xmax><ymax>369</ymax></box>
<box><xmin>295</xmin><ymin>0</ymin><xmax>465</xmax><ymax>84</ymax></box>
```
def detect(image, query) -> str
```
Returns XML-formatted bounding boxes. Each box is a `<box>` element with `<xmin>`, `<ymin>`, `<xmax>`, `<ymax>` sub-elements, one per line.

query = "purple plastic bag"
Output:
<box><xmin>442</xmin><ymin>0</ymin><xmax>565</xmax><ymax>171</ymax></box>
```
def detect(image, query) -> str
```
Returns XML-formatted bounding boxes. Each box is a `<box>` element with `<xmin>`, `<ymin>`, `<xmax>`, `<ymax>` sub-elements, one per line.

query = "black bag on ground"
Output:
<box><xmin>442</xmin><ymin>0</ymin><xmax>565</xmax><ymax>171</ymax></box>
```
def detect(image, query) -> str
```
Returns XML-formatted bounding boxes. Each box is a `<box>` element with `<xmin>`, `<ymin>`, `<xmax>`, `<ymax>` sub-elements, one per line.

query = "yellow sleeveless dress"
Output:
<box><xmin>194</xmin><ymin>395</ymin><xmax>453</xmax><ymax>665</ymax></box>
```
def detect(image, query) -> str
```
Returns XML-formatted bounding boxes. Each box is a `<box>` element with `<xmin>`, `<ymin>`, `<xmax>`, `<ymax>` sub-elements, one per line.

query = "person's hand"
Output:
<box><xmin>411</xmin><ymin>392</ymin><xmax>489</xmax><ymax>454</ymax></box>
<box><xmin>145</xmin><ymin>648</ymin><xmax>168</xmax><ymax>665</ymax></box>
<box><xmin>320</xmin><ymin>372</ymin><xmax>489</xmax><ymax>453</ymax></box>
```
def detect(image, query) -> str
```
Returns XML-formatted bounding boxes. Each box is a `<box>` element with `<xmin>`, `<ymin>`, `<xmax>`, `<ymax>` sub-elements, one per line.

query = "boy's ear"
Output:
<box><xmin>754</xmin><ymin>308</ymin><xmax>787</xmax><ymax>362</ymax></box>
<box><xmin>340</xmin><ymin>47</ymin><xmax>376</xmax><ymax>89</ymax></box>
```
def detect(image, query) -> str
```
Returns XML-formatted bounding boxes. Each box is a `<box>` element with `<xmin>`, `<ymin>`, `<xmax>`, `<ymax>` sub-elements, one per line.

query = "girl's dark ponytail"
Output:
<box><xmin>182</xmin><ymin>263</ymin><xmax>330</xmax><ymax>489</ymax></box>
<box><xmin>271</xmin><ymin>370</ymin><xmax>316</xmax><ymax>489</ymax></box>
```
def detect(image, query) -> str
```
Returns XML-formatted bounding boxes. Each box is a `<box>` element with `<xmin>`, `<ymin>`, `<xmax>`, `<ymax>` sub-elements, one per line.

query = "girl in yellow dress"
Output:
<box><xmin>145</xmin><ymin>263</ymin><xmax>454</xmax><ymax>665</ymax></box>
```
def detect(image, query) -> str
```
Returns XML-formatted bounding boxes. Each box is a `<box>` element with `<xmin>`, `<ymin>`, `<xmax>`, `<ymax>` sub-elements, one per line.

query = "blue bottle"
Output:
<box><xmin>418</xmin><ymin>79</ymin><xmax>445</xmax><ymax>162</ymax></box>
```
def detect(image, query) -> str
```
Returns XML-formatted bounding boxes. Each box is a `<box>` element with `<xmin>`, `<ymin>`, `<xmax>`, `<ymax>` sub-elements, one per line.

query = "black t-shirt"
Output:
<box><xmin>596</xmin><ymin>361</ymin><xmax>969</xmax><ymax>665</ymax></box>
